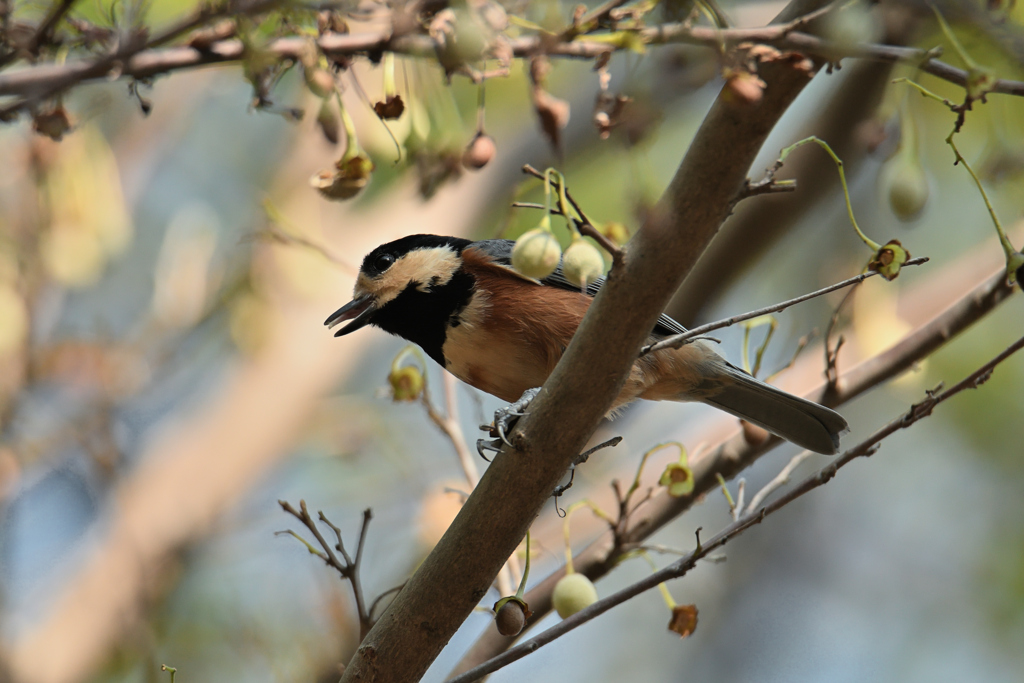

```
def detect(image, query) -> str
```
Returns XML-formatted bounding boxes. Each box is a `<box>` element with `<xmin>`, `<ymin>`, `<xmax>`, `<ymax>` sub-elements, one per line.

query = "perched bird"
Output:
<box><xmin>326</xmin><ymin>234</ymin><xmax>848</xmax><ymax>454</ymax></box>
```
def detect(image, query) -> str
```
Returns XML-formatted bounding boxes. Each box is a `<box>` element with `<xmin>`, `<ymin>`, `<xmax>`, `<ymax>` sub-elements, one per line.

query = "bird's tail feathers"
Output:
<box><xmin>700</xmin><ymin>364</ymin><xmax>848</xmax><ymax>455</ymax></box>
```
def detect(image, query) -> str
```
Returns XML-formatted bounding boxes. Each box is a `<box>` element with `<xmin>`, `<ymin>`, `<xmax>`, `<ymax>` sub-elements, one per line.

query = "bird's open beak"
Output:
<box><xmin>324</xmin><ymin>294</ymin><xmax>377</xmax><ymax>337</ymax></box>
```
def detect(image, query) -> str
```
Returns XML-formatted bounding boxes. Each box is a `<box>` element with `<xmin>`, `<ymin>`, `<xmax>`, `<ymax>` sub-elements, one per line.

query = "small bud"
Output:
<box><xmin>1006</xmin><ymin>251</ymin><xmax>1024</xmax><ymax>288</ymax></box>
<box><xmin>561</xmin><ymin>239</ymin><xmax>605</xmax><ymax>289</ymax></box>
<box><xmin>967</xmin><ymin>66</ymin><xmax>996</xmax><ymax>101</ymax></box>
<box><xmin>659</xmin><ymin>461</ymin><xmax>694</xmax><ymax>497</ymax></box>
<box><xmin>462</xmin><ymin>132</ymin><xmax>496</xmax><ymax>170</ymax></box>
<box><xmin>886</xmin><ymin>152</ymin><xmax>929</xmax><ymax>221</ymax></box>
<box><xmin>388</xmin><ymin>364</ymin><xmax>424</xmax><ymax>401</ymax></box>
<box><xmin>599</xmin><ymin>221</ymin><xmax>630</xmax><ymax>246</ymax></box>
<box><xmin>494</xmin><ymin>599</ymin><xmax>526</xmax><ymax>636</ymax></box>
<box><xmin>532</xmin><ymin>88</ymin><xmax>570</xmax><ymax>155</ymax></box>
<box><xmin>552</xmin><ymin>573</ymin><xmax>598</xmax><ymax>619</ymax></box>
<box><xmin>511</xmin><ymin>226</ymin><xmax>561</xmax><ymax>280</ymax></box>
<box><xmin>310</xmin><ymin>153</ymin><xmax>374</xmax><ymax>201</ymax></box>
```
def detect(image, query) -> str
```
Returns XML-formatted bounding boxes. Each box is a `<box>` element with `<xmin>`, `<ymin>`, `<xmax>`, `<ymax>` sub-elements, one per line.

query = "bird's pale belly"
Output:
<box><xmin>442</xmin><ymin>324</ymin><xmax>551</xmax><ymax>403</ymax></box>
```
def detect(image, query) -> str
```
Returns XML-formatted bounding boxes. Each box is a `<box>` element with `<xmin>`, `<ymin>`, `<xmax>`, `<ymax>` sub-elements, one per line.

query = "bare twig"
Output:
<box><xmin>422</xmin><ymin>373</ymin><xmax>524</xmax><ymax>593</ymax></box>
<box><xmin>250</xmin><ymin>223</ymin><xmax>356</xmax><ymax>272</ymax></box>
<box><xmin>823</xmin><ymin>282</ymin><xmax>857</xmax><ymax>390</ymax></box>
<box><xmin>641</xmin><ymin>257</ymin><xmax>929</xmax><ymax>356</ymax></box>
<box><xmin>21</xmin><ymin>0</ymin><xmax>79</xmax><ymax>59</ymax></box>
<box><xmin>744</xmin><ymin>449</ymin><xmax>812</xmax><ymax>513</ymax></box>
<box><xmin>4</xmin><ymin>17</ymin><xmax>1024</xmax><ymax>108</ymax></box>
<box><xmin>278</xmin><ymin>500</ymin><xmax>374</xmax><ymax>639</ymax></box>
<box><xmin>450</xmin><ymin>333</ymin><xmax>1024</xmax><ymax>683</ymax></box>
<box><xmin>369</xmin><ymin>584</ymin><xmax>406</xmax><ymax>620</ymax></box>
<box><xmin>423</xmin><ymin>374</ymin><xmax>479</xmax><ymax>487</ymax></box>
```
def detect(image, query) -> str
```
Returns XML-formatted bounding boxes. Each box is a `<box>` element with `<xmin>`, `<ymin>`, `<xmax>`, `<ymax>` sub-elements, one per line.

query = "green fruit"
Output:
<box><xmin>886</xmin><ymin>152</ymin><xmax>929</xmax><ymax>221</ymax></box>
<box><xmin>552</xmin><ymin>573</ymin><xmax>598</xmax><ymax>618</ymax></box>
<box><xmin>561</xmin><ymin>239</ymin><xmax>605</xmax><ymax>289</ymax></box>
<box><xmin>512</xmin><ymin>227</ymin><xmax>561</xmax><ymax>279</ymax></box>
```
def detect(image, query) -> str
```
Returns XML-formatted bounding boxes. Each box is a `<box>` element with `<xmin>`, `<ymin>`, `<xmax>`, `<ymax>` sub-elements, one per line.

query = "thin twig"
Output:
<box><xmin>732</xmin><ymin>177</ymin><xmax>799</xmax><ymax>205</ymax></box>
<box><xmin>423</xmin><ymin>374</ymin><xmax>479</xmax><ymax>487</ymax></box>
<box><xmin>23</xmin><ymin>0</ymin><xmax>79</xmax><ymax>58</ymax></box>
<box><xmin>422</xmin><ymin>373</ymin><xmax>524</xmax><ymax>591</ymax></box>
<box><xmin>823</xmin><ymin>282</ymin><xmax>857</xmax><ymax>390</ymax></box>
<box><xmin>449</xmin><ymin>333</ymin><xmax>1024</xmax><ymax>683</ymax></box>
<box><xmin>641</xmin><ymin>257</ymin><xmax>929</xmax><ymax>356</ymax></box>
<box><xmin>744</xmin><ymin>449</ymin><xmax>812</xmax><ymax>513</ymax></box>
<box><xmin>278</xmin><ymin>500</ymin><xmax>375</xmax><ymax>639</ymax></box>
<box><xmin>249</xmin><ymin>223</ymin><xmax>357</xmax><ymax>273</ymax></box>
<box><xmin>4</xmin><ymin>18</ymin><xmax>1024</xmax><ymax>107</ymax></box>
<box><xmin>369</xmin><ymin>583</ymin><xmax>407</xmax><ymax>620</ymax></box>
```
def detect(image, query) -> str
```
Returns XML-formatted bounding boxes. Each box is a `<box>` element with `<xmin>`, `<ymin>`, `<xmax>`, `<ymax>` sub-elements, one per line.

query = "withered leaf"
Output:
<box><xmin>668</xmin><ymin>604</ymin><xmax>698</xmax><ymax>638</ymax></box>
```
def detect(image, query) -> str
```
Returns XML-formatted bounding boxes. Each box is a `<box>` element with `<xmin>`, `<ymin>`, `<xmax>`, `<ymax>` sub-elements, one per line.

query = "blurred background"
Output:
<box><xmin>1</xmin><ymin>0</ymin><xmax>1023</xmax><ymax>682</ymax></box>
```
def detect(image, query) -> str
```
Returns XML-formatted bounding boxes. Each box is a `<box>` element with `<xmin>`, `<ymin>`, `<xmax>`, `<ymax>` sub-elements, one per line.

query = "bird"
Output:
<box><xmin>325</xmin><ymin>234</ymin><xmax>848</xmax><ymax>455</ymax></box>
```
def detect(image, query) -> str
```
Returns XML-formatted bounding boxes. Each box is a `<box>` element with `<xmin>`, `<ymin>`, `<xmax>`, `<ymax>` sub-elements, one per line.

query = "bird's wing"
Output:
<box><xmin>469</xmin><ymin>239</ymin><xmax>688</xmax><ymax>338</ymax></box>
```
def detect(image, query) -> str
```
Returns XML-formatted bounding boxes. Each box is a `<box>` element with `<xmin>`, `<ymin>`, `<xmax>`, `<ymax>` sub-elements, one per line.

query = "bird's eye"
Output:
<box><xmin>373</xmin><ymin>253</ymin><xmax>395</xmax><ymax>272</ymax></box>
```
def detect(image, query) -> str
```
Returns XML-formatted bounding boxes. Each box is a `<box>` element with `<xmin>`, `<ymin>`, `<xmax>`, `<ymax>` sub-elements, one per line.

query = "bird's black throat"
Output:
<box><xmin>369</xmin><ymin>269</ymin><xmax>475</xmax><ymax>366</ymax></box>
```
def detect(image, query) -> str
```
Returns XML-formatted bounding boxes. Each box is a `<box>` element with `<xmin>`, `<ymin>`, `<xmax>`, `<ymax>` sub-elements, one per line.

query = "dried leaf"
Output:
<box><xmin>310</xmin><ymin>154</ymin><xmax>374</xmax><ymax>201</ymax></box>
<box><xmin>32</xmin><ymin>105</ymin><xmax>73</xmax><ymax>141</ymax></box>
<box><xmin>532</xmin><ymin>88</ymin><xmax>570</xmax><ymax>155</ymax></box>
<box><xmin>668</xmin><ymin>604</ymin><xmax>698</xmax><ymax>638</ymax></box>
<box><xmin>373</xmin><ymin>95</ymin><xmax>405</xmax><ymax>120</ymax></box>
<box><xmin>723</xmin><ymin>70</ymin><xmax>766</xmax><ymax>106</ymax></box>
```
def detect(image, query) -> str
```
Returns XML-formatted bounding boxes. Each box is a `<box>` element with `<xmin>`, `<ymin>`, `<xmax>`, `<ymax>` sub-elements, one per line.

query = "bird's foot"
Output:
<box><xmin>491</xmin><ymin>387</ymin><xmax>541</xmax><ymax>445</ymax></box>
<box><xmin>475</xmin><ymin>437</ymin><xmax>502</xmax><ymax>462</ymax></box>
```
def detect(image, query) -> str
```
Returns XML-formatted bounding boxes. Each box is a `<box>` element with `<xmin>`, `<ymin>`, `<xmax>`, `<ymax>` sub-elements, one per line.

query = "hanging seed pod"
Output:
<box><xmin>886</xmin><ymin>153</ymin><xmax>929</xmax><ymax>221</ymax></box>
<box><xmin>511</xmin><ymin>223</ymin><xmax>561</xmax><ymax>279</ymax></box>
<box><xmin>494</xmin><ymin>599</ymin><xmax>527</xmax><ymax>636</ymax></box>
<box><xmin>462</xmin><ymin>132</ymin><xmax>496</xmax><ymax>170</ymax></box>
<box><xmin>552</xmin><ymin>573</ymin><xmax>598</xmax><ymax>619</ymax></box>
<box><xmin>561</xmin><ymin>238</ymin><xmax>604</xmax><ymax>289</ymax></box>
<box><xmin>316</xmin><ymin>99</ymin><xmax>340</xmax><ymax>144</ymax></box>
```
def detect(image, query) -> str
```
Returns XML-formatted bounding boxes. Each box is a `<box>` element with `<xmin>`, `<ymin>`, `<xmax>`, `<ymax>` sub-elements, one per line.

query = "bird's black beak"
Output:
<box><xmin>325</xmin><ymin>294</ymin><xmax>377</xmax><ymax>337</ymax></box>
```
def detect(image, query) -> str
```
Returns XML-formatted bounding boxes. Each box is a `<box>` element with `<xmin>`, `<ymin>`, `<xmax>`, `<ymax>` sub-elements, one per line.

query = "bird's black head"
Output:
<box><xmin>324</xmin><ymin>234</ymin><xmax>475</xmax><ymax>364</ymax></box>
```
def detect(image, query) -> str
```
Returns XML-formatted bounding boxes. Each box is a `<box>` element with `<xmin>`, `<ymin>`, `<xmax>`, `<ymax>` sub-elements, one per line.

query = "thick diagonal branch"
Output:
<box><xmin>336</xmin><ymin>2</ymin><xmax>834</xmax><ymax>681</ymax></box>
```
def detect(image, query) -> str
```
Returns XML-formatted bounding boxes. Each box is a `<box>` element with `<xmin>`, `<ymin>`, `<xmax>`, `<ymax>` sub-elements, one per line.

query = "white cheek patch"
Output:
<box><xmin>361</xmin><ymin>246</ymin><xmax>461</xmax><ymax>306</ymax></box>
